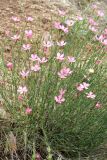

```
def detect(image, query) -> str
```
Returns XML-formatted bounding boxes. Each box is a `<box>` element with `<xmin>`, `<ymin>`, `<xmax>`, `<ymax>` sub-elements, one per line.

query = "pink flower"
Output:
<box><xmin>54</xmin><ymin>22</ymin><xmax>68</xmax><ymax>33</ymax></box>
<box><xmin>89</xmin><ymin>26</ymin><xmax>97</xmax><ymax>32</ymax></box>
<box><xmin>58</xmin><ymin>67</ymin><xmax>72</xmax><ymax>79</ymax></box>
<box><xmin>82</xmin><ymin>82</ymin><xmax>90</xmax><ymax>89</ymax></box>
<box><xmin>57</xmin><ymin>40</ymin><xmax>66</xmax><ymax>46</ymax></box>
<box><xmin>92</xmin><ymin>4</ymin><xmax>97</xmax><ymax>9</ymax></box>
<box><xmin>25</xmin><ymin>30</ymin><xmax>33</xmax><ymax>39</ymax></box>
<box><xmin>58</xmin><ymin>10</ymin><xmax>66</xmax><ymax>17</ymax></box>
<box><xmin>20</xmin><ymin>70</ymin><xmax>29</xmax><ymax>78</ymax></box>
<box><xmin>77</xmin><ymin>84</ymin><xmax>84</xmax><ymax>91</ymax></box>
<box><xmin>11</xmin><ymin>16</ymin><xmax>20</xmax><ymax>22</ymax></box>
<box><xmin>29</xmin><ymin>54</ymin><xmax>39</xmax><ymax>61</ymax></box>
<box><xmin>39</xmin><ymin>57</ymin><xmax>48</xmax><ymax>64</ymax></box>
<box><xmin>55</xmin><ymin>88</ymin><xmax>66</xmax><ymax>104</ymax></box>
<box><xmin>102</xmin><ymin>39</ymin><xmax>107</xmax><ymax>45</ymax></box>
<box><xmin>26</xmin><ymin>16</ymin><xmax>33</xmax><ymax>22</ymax></box>
<box><xmin>68</xmin><ymin>56</ymin><xmax>76</xmax><ymax>63</ymax></box>
<box><xmin>18</xmin><ymin>95</ymin><xmax>23</xmax><ymax>101</ymax></box>
<box><xmin>36</xmin><ymin>153</ymin><xmax>41</xmax><ymax>160</ymax></box>
<box><xmin>55</xmin><ymin>95</ymin><xmax>65</xmax><ymax>104</ymax></box>
<box><xmin>43</xmin><ymin>41</ymin><xmax>53</xmax><ymax>48</ymax></box>
<box><xmin>62</xmin><ymin>27</ymin><xmax>69</xmax><ymax>33</ymax></box>
<box><xmin>95</xmin><ymin>102</ymin><xmax>102</xmax><ymax>109</ymax></box>
<box><xmin>77</xmin><ymin>82</ymin><xmax>90</xmax><ymax>91</ymax></box>
<box><xmin>95</xmin><ymin>34</ymin><xmax>104</xmax><ymax>42</ymax></box>
<box><xmin>104</xmin><ymin>29</ymin><xmax>107</xmax><ymax>34</ymax></box>
<box><xmin>5</xmin><ymin>30</ymin><xmax>10</xmax><ymax>36</ymax></box>
<box><xmin>17</xmin><ymin>86</ymin><xmax>28</xmax><ymax>95</ymax></box>
<box><xmin>22</xmin><ymin>44</ymin><xmax>31</xmax><ymax>51</ymax></box>
<box><xmin>89</xmin><ymin>18</ymin><xmax>98</xmax><ymax>26</ymax></box>
<box><xmin>59</xmin><ymin>25</ymin><xmax>69</xmax><ymax>33</ymax></box>
<box><xmin>95</xmin><ymin>60</ymin><xmax>102</xmax><ymax>64</ymax></box>
<box><xmin>25</xmin><ymin>107</ymin><xmax>32</xmax><ymax>115</ymax></box>
<box><xmin>59</xmin><ymin>24</ymin><xmax>65</xmax><ymax>30</ymax></box>
<box><xmin>56</xmin><ymin>52</ymin><xmax>64</xmax><ymax>61</ymax></box>
<box><xmin>54</xmin><ymin>22</ymin><xmax>61</xmax><ymax>29</ymax></box>
<box><xmin>77</xmin><ymin>16</ymin><xmax>83</xmax><ymax>21</ymax></box>
<box><xmin>65</xmin><ymin>19</ymin><xmax>75</xmax><ymax>26</ymax></box>
<box><xmin>6</xmin><ymin>62</ymin><xmax>13</xmax><ymax>70</ymax></box>
<box><xmin>31</xmin><ymin>64</ymin><xmax>41</xmax><ymax>72</ymax></box>
<box><xmin>97</xmin><ymin>10</ymin><xmax>104</xmax><ymax>17</ymax></box>
<box><xmin>86</xmin><ymin>92</ymin><xmax>96</xmax><ymax>99</ymax></box>
<box><xmin>11</xmin><ymin>34</ymin><xmax>20</xmax><ymax>41</ymax></box>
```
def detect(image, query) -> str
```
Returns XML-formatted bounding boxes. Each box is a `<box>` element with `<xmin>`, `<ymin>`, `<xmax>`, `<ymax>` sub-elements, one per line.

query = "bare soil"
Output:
<box><xmin>0</xmin><ymin>0</ymin><xmax>73</xmax><ymax>36</ymax></box>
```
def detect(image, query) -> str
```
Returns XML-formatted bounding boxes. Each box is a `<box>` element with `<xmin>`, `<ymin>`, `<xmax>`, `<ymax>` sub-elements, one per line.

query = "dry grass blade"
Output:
<box><xmin>7</xmin><ymin>131</ymin><xmax>17</xmax><ymax>154</ymax></box>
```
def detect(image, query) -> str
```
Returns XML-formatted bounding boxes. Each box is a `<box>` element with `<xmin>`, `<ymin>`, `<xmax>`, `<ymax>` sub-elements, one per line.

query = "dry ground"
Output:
<box><xmin>0</xmin><ymin>0</ymin><xmax>74</xmax><ymax>36</ymax></box>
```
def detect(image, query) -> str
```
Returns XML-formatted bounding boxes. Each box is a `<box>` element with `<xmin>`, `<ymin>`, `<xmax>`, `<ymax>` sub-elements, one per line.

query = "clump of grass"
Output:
<box><xmin>0</xmin><ymin>3</ymin><xmax>107</xmax><ymax>159</ymax></box>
